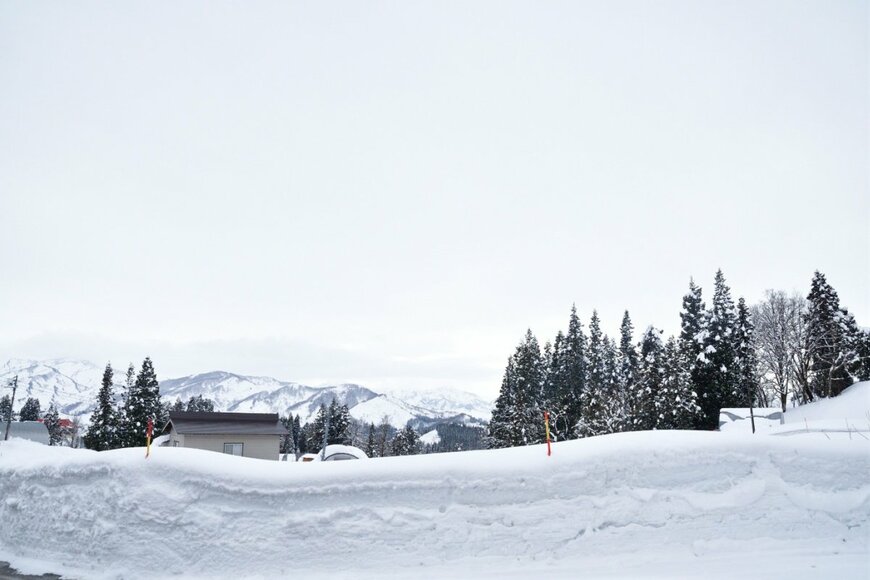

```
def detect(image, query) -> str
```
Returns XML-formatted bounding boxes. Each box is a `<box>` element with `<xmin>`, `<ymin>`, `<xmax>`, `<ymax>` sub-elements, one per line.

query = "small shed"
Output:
<box><xmin>1</xmin><ymin>421</ymin><xmax>50</xmax><ymax>445</ymax></box>
<box><xmin>161</xmin><ymin>412</ymin><xmax>285</xmax><ymax>461</ymax></box>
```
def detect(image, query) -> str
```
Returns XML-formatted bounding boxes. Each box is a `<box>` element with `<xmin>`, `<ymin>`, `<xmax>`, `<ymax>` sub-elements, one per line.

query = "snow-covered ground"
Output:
<box><xmin>1</xmin><ymin>425</ymin><xmax>867</xmax><ymax>579</ymax></box>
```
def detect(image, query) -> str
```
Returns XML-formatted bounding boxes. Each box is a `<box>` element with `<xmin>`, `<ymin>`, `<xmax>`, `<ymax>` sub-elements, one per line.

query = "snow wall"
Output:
<box><xmin>0</xmin><ymin>431</ymin><xmax>868</xmax><ymax>579</ymax></box>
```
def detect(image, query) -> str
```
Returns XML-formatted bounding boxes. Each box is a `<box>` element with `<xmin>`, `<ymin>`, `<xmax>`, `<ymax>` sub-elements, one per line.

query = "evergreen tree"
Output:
<box><xmin>292</xmin><ymin>415</ymin><xmax>303</xmax><ymax>455</ymax></box>
<box><xmin>121</xmin><ymin>357</ymin><xmax>162</xmax><ymax>447</ymax></box>
<box><xmin>854</xmin><ymin>329</ymin><xmax>870</xmax><ymax>382</ymax></box>
<box><xmin>487</xmin><ymin>330</ymin><xmax>546</xmax><ymax>447</ymax></box>
<box><xmin>19</xmin><ymin>397</ymin><xmax>42</xmax><ymax>421</ymax></box>
<box><xmin>632</xmin><ymin>327</ymin><xmax>664</xmax><ymax>430</ymax></box>
<box><xmin>615</xmin><ymin>311</ymin><xmax>638</xmax><ymax>431</ymax></box>
<box><xmin>185</xmin><ymin>395</ymin><xmax>216</xmax><ymax>412</ymax></box>
<box><xmin>0</xmin><ymin>394</ymin><xmax>14</xmax><ymax>422</ymax></box>
<box><xmin>559</xmin><ymin>305</ymin><xmax>587</xmax><ymax>438</ymax></box>
<box><xmin>656</xmin><ymin>337</ymin><xmax>701</xmax><ymax>429</ymax></box>
<box><xmin>43</xmin><ymin>403</ymin><xmax>62</xmax><ymax>446</ymax></box>
<box><xmin>734</xmin><ymin>298</ymin><xmax>760</xmax><ymax>408</ymax></box>
<box><xmin>695</xmin><ymin>270</ymin><xmax>740</xmax><ymax>429</ymax></box>
<box><xmin>679</xmin><ymin>278</ymin><xmax>707</xmax><ymax>417</ymax></box>
<box><xmin>601</xmin><ymin>336</ymin><xmax>624</xmax><ymax>433</ymax></box>
<box><xmin>391</xmin><ymin>424</ymin><xmax>421</xmax><ymax>456</ymax></box>
<box><xmin>171</xmin><ymin>398</ymin><xmax>185</xmax><ymax>412</ymax></box>
<box><xmin>365</xmin><ymin>422</ymin><xmax>377</xmax><ymax>457</ymax></box>
<box><xmin>279</xmin><ymin>414</ymin><xmax>294</xmax><ymax>455</ymax></box>
<box><xmin>805</xmin><ymin>272</ymin><xmax>854</xmax><ymax>398</ymax></box>
<box><xmin>85</xmin><ymin>363</ymin><xmax>120</xmax><ymax>451</ymax></box>
<box><xmin>577</xmin><ymin>311</ymin><xmax>610</xmax><ymax>437</ymax></box>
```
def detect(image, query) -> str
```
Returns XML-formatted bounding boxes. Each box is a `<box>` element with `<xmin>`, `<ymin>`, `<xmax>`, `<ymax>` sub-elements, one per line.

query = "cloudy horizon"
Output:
<box><xmin>1</xmin><ymin>0</ymin><xmax>867</xmax><ymax>399</ymax></box>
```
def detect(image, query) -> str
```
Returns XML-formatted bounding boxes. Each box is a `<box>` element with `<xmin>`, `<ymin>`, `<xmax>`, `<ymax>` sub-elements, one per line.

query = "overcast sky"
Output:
<box><xmin>0</xmin><ymin>1</ymin><xmax>867</xmax><ymax>398</ymax></box>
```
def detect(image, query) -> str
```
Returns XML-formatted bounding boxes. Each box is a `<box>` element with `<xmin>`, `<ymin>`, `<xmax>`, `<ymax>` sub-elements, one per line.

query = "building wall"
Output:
<box><xmin>179</xmin><ymin>433</ymin><xmax>280</xmax><ymax>461</ymax></box>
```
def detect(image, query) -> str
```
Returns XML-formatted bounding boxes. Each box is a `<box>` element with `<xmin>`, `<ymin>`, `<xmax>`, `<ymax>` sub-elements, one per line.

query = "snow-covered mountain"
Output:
<box><xmin>0</xmin><ymin>359</ymin><xmax>492</xmax><ymax>426</ymax></box>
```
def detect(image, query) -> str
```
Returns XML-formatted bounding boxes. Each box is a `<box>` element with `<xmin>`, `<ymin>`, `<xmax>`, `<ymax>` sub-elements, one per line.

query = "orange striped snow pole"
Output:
<box><xmin>145</xmin><ymin>417</ymin><xmax>153</xmax><ymax>458</ymax></box>
<box><xmin>544</xmin><ymin>411</ymin><xmax>551</xmax><ymax>456</ymax></box>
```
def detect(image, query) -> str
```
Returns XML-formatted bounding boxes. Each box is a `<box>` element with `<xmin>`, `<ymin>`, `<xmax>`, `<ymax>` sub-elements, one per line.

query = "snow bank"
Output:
<box><xmin>0</xmin><ymin>430</ymin><xmax>867</xmax><ymax>579</ymax></box>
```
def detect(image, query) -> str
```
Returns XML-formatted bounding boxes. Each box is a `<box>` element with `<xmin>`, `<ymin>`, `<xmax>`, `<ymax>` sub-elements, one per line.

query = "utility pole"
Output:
<box><xmin>4</xmin><ymin>376</ymin><xmax>18</xmax><ymax>441</ymax></box>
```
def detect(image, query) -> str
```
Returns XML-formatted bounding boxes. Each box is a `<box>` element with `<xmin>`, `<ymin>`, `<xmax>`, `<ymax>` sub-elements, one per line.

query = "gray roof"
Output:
<box><xmin>163</xmin><ymin>412</ymin><xmax>286</xmax><ymax>436</ymax></box>
<box><xmin>1</xmin><ymin>421</ymin><xmax>50</xmax><ymax>444</ymax></box>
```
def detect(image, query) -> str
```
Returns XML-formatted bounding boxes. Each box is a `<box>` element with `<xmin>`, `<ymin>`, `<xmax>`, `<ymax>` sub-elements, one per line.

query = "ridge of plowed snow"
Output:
<box><xmin>0</xmin><ymin>431</ymin><xmax>867</xmax><ymax>579</ymax></box>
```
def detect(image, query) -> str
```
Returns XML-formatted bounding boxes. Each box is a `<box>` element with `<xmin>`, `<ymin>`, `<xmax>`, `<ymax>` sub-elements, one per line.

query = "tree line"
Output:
<box><xmin>487</xmin><ymin>270</ymin><xmax>870</xmax><ymax>448</ymax></box>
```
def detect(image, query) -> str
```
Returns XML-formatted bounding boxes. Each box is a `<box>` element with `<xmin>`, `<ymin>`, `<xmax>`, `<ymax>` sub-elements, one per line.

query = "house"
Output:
<box><xmin>161</xmin><ymin>411</ymin><xmax>286</xmax><ymax>461</ymax></box>
<box><xmin>1</xmin><ymin>421</ymin><xmax>50</xmax><ymax>445</ymax></box>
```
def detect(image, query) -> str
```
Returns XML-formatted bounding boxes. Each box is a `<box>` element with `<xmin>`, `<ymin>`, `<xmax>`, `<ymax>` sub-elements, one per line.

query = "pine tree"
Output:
<box><xmin>0</xmin><ymin>394</ymin><xmax>14</xmax><ymax>422</ymax></box>
<box><xmin>391</xmin><ymin>424</ymin><xmax>421</xmax><ymax>456</ymax></box>
<box><xmin>19</xmin><ymin>397</ymin><xmax>42</xmax><ymax>421</ymax></box>
<box><xmin>365</xmin><ymin>423</ymin><xmax>377</xmax><ymax>457</ymax></box>
<box><xmin>171</xmin><ymin>399</ymin><xmax>185</xmax><ymax>412</ymax></box>
<box><xmin>679</xmin><ymin>278</ymin><xmax>707</xmax><ymax>421</ymax></box>
<box><xmin>185</xmin><ymin>395</ymin><xmax>216</xmax><ymax>412</ymax></box>
<box><xmin>121</xmin><ymin>357</ymin><xmax>162</xmax><ymax>447</ymax></box>
<box><xmin>694</xmin><ymin>270</ymin><xmax>740</xmax><ymax>429</ymax></box>
<box><xmin>487</xmin><ymin>330</ymin><xmax>545</xmax><ymax>447</ymax></box>
<box><xmin>854</xmin><ymin>329</ymin><xmax>870</xmax><ymax>382</ymax></box>
<box><xmin>805</xmin><ymin>272</ymin><xmax>854</xmax><ymax>398</ymax></box>
<box><xmin>577</xmin><ymin>311</ymin><xmax>610</xmax><ymax>437</ymax></box>
<box><xmin>632</xmin><ymin>327</ymin><xmax>664</xmax><ymax>430</ymax></box>
<box><xmin>615</xmin><ymin>311</ymin><xmax>638</xmax><ymax>431</ymax></box>
<box><xmin>43</xmin><ymin>403</ymin><xmax>62</xmax><ymax>446</ymax></box>
<box><xmin>292</xmin><ymin>415</ymin><xmax>303</xmax><ymax>455</ymax></box>
<box><xmin>559</xmin><ymin>305</ymin><xmax>587</xmax><ymax>438</ymax></box>
<box><xmin>656</xmin><ymin>337</ymin><xmax>701</xmax><ymax>429</ymax></box>
<box><xmin>85</xmin><ymin>363</ymin><xmax>120</xmax><ymax>451</ymax></box>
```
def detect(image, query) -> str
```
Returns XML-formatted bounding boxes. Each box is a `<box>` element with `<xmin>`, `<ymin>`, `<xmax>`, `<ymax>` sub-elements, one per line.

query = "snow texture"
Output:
<box><xmin>0</xmin><ymin>429</ymin><xmax>867</xmax><ymax>579</ymax></box>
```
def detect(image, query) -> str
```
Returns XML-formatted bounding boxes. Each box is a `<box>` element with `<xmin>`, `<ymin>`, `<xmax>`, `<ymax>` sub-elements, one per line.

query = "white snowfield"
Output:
<box><xmin>1</xmin><ymin>428</ymin><xmax>867</xmax><ymax>580</ymax></box>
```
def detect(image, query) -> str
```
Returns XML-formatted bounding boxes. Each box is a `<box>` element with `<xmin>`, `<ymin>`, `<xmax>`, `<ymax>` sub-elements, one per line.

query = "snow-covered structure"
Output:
<box><xmin>161</xmin><ymin>412</ymin><xmax>285</xmax><ymax>461</ymax></box>
<box><xmin>0</xmin><ymin>421</ymin><xmax>49</xmax><ymax>445</ymax></box>
<box><xmin>310</xmin><ymin>444</ymin><xmax>368</xmax><ymax>461</ymax></box>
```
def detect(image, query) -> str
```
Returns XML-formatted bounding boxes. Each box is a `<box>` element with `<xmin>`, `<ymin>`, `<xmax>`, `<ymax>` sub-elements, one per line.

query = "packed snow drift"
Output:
<box><xmin>1</xmin><ymin>426</ymin><xmax>868</xmax><ymax>579</ymax></box>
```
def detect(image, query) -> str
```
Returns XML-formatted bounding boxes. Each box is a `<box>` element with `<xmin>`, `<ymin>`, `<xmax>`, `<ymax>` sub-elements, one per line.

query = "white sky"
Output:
<box><xmin>1</xmin><ymin>1</ymin><xmax>867</xmax><ymax>398</ymax></box>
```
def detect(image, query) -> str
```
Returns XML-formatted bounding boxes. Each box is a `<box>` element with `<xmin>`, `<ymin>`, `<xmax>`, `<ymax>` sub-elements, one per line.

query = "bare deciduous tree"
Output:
<box><xmin>752</xmin><ymin>290</ymin><xmax>805</xmax><ymax>412</ymax></box>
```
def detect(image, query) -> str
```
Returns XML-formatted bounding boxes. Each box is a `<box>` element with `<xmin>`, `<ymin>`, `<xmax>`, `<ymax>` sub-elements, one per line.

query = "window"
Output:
<box><xmin>223</xmin><ymin>443</ymin><xmax>244</xmax><ymax>456</ymax></box>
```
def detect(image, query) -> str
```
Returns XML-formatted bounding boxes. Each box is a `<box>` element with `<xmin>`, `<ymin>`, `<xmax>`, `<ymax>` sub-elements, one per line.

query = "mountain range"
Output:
<box><xmin>0</xmin><ymin>359</ymin><xmax>493</xmax><ymax>427</ymax></box>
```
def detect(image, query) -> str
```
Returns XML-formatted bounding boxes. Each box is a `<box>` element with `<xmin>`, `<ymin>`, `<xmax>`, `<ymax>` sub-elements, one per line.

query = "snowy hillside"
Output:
<box><xmin>0</xmin><ymin>359</ymin><xmax>492</xmax><ymax>426</ymax></box>
<box><xmin>0</xmin><ymin>359</ymin><xmax>106</xmax><ymax>416</ymax></box>
<box><xmin>0</xmin><ymin>431</ymin><xmax>866</xmax><ymax>579</ymax></box>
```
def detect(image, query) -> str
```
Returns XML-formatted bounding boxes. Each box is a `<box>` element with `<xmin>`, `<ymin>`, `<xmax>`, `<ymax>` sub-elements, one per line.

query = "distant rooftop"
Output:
<box><xmin>164</xmin><ymin>411</ymin><xmax>285</xmax><ymax>436</ymax></box>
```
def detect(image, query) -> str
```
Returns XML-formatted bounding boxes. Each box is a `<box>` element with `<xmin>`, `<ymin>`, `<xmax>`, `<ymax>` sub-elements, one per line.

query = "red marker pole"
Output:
<box><xmin>544</xmin><ymin>411</ymin><xmax>552</xmax><ymax>457</ymax></box>
<box><xmin>145</xmin><ymin>417</ymin><xmax>154</xmax><ymax>459</ymax></box>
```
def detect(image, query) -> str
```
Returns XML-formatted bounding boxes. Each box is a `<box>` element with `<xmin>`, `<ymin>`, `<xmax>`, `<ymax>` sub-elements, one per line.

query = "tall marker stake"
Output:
<box><xmin>544</xmin><ymin>411</ymin><xmax>552</xmax><ymax>457</ymax></box>
<box><xmin>145</xmin><ymin>417</ymin><xmax>153</xmax><ymax>458</ymax></box>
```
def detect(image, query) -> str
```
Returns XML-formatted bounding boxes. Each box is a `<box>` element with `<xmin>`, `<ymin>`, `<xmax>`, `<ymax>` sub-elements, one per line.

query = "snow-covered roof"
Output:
<box><xmin>164</xmin><ymin>412</ymin><xmax>286</xmax><ymax>436</ymax></box>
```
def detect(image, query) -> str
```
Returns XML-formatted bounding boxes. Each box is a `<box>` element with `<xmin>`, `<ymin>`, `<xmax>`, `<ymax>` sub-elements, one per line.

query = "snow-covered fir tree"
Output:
<box><xmin>487</xmin><ymin>330</ymin><xmax>546</xmax><ymax>448</ymax></box>
<box><xmin>0</xmin><ymin>394</ymin><xmax>13</xmax><ymax>422</ymax></box>
<box><xmin>365</xmin><ymin>422</ymin><xmax>377</xmax><ymax>457</ymax></box>
<box><xmin>391</xmin><ymin>424</ymin><xmax>421</xmax><ymax>456</ymax></box>
<box><xmin>85</xmin><ymin>363</ymin><xmax>120</xmax><ymax>451</ymax></box>
<box><xmin>632</xmin><ymin>327</ymin><xmax>664</xmax><ymax>431</ymax></box>
<box><xmin>19</xmin><ymin>397</ymin><xmax>41</xmax><ymax>421</ymax></box>
<box><xmin>694</xmin><ymin>270</ymin><xmax>740</xmax><ymax>429</ymax></box>
<box><xmin>121</xmin><ymin>357</ymin><xmax>162</xmax><ymax>447</ymax></box>
<box><xmin>559</xmin><ymin>305</ymin><xmax>587</xmax><ymax>438</ymax></box>
<box><xmin>805</xmin><ymin>271</ymin><xmax>855</xmax><ymax>398</ymax></box>
<box><xmin>679</xmin><ymin>278</ymin><xmax>707</xmax><ymax>423</ymax></box>
<box><xmin>576</xmin><ymin>311</ymin><xmax>610</xmax><ymax>438</ymax></box>
<box><xmin>656</xmin><ymin>337</ymin><xmax>701</xmax><ymax>429</ymax></box>
<box><xmin>43</xmin><ymin>402</ymin><xmax>62</xmax><ymax>446</ymax></box>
